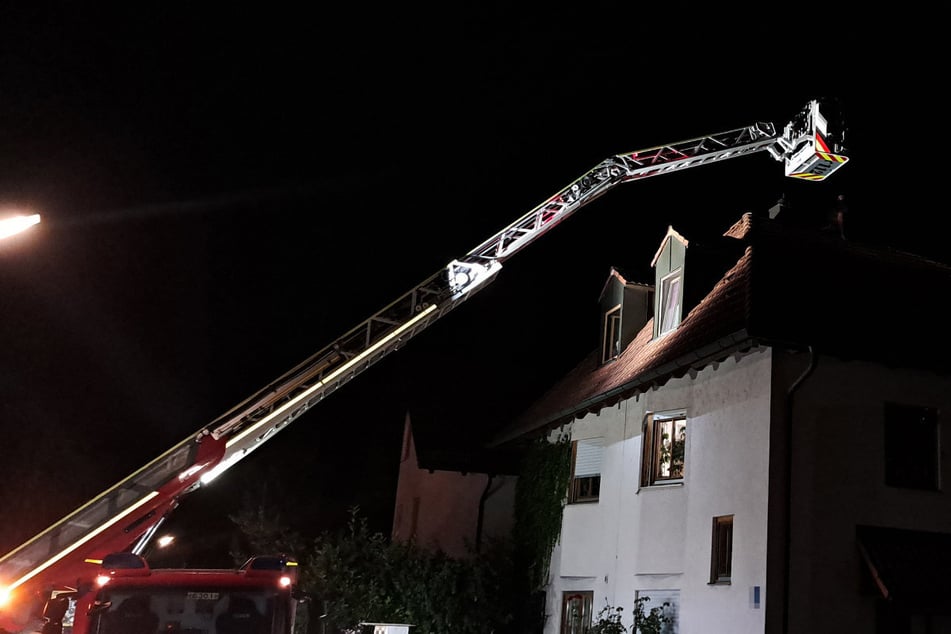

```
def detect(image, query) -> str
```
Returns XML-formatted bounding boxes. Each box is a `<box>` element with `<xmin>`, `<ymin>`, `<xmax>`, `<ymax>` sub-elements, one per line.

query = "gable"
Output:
<box><xmin>653</xmin><ymin>227</ymin><xmax>687</xmax><ymax>339</ymax></box>
<box><xmin>598</xmin><ymin>267</ymin><xmax>653</xmax><ymax>365</ymax></box>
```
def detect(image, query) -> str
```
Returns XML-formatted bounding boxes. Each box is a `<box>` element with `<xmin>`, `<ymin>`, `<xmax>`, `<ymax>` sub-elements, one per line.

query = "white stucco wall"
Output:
<box><xmin>545</xmin><ymin>348</ymin><xmax>772</xmax><ymax>634</ymax></box>
<box><xmin>546</xmin><ymin>348</ymin><xmax>951</xmax><ymax>634</ymax></box>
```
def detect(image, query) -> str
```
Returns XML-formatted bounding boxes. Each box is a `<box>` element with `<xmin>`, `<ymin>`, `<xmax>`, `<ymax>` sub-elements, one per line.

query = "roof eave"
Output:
<box><xmin>493</xmin><ymin>329</ymin><xmax>758</xmax><ymax>445</ymax></box>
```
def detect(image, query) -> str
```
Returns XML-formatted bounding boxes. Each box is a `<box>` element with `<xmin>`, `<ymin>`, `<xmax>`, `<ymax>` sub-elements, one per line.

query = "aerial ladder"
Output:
<box><xmin>0</xmin><ymin>98</ymin><xmax>848</xmax><ymax>633</ymax></box>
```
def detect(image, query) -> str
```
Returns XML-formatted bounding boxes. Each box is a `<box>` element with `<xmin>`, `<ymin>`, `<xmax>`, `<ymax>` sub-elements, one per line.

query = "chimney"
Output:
<box><xmin>768</xmin><ymin>195</ymin><xmax>787</xmax><ymax>220</ymax></box>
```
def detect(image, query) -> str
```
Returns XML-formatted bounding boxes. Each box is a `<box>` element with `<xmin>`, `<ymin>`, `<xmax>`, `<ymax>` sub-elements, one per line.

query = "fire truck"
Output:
<box><xmin>41</xmin><ymin>553</ymin><xmax>299</xmax><ymax>634</ymax></box>
<box><xmin>0</xmin><ymin>99</ymin><xmax>848</xmax><ymax>634</ymax></box>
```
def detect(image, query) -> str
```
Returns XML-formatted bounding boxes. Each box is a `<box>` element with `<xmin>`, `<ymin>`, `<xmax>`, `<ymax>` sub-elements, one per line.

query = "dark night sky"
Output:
<box><xmin>0</xmin><ymin>8</ymin><xmax>943</xmax><ymax>559</ymax></box>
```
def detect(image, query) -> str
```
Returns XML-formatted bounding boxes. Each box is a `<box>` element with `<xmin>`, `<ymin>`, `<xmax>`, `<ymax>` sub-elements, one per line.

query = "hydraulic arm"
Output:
<box><xmin>0</xmin><ymin>98</ymin><xmax>847</xmax><ymax>633</ymax></box>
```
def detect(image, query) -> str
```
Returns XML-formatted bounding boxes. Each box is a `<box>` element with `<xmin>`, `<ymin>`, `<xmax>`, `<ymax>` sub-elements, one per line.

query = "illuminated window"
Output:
<box><xmin>884</xmin><ymin>402</ymin><xmax>940</xmax><ymax>490</ymax></box>
<box><xmin>658</xmin><ymin>271</ymin><xmax>682</xmax><ymax>335</ymax></box>
<box><xmin>602</xmin><ymin>305</ymin><xmax>622</xmax><ymax>363</ymax></box>
<box><xmin>710</xmin><ymin>515</ymin><xmax>734</xmax><ymax>584</ymax></box>
<box><xmin>641</xmin><ymin>413</ymin><xmax>686</xmax><ymax>486</ymax></box>
<box><xmin>560</xmin><ymin>591</ymin><xmax>593</xmax><ymax>634</ymax></box>
<box><xmin>569</xmin><ymin>439</ymin><xmax>603</xmax><ymax>504</ymax></box>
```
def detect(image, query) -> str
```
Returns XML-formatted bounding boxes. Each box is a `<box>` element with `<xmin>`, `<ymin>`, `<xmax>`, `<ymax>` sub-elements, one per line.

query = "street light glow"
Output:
<box><xmin>157</xmin><ymin>535</ymin><xmax>175</xmax><ymax>548</ymax></box>
<box><xmin>0</xmin><ymin>214</ymin><xmax>41</xmax><ymax>240</ymax></box>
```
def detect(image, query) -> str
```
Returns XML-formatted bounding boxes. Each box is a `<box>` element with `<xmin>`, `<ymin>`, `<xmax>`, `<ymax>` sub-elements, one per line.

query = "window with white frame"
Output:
<box><xmin>658</xmin><ymin>270</ymin><xmax>682</xmax><ymax>335</ymax></box>
<box><xmin>641</xmin><ymin>412</ymin><xmax>686</xmax><ymax>487</ymax></box>
<box><xmin>634</xmin><ymin>589</ymin><xmax>679</xmax><ymax>633</ymax></box>
<box><xmin>602</xmin><ymin>305</ymin><xmax>622</xmax><ymax>364</ymax></box>
<box><xmin>569</xmin><ymin>438</ymin><xmax>603</xmax><ymax>503</ymax></box>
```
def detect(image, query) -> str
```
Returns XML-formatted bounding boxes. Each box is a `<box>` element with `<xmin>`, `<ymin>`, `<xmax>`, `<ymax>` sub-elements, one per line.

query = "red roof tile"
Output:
<box><xmin>493</xmin><ymin>212</ymin><xmax>951</xmax><ymax>445</ymax></box>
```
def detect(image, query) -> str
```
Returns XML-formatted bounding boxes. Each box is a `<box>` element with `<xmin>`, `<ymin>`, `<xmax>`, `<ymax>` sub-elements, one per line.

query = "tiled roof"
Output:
<box><xmin>493</xmin><ymin>212</ymin><xmax>951</xmax><ymax>445</ymax></box>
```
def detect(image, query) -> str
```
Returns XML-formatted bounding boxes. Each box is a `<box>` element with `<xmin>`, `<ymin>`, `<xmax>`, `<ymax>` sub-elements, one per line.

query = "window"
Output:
<box><xmin>641</xmin><ymin>413</ymin><xmax>686</xmax><ymax>486</ymax></box>
<box><xmin>560</xmin><ymin>591</ymin><xmax>593</xmax><ymax>634</ymax></box>
<box><xmin>884</xmin><ymin>402</ymin><xmax>940</xmax><ymax>490</ymax></box>
<box><xmin>602</xmin><ymin>305</ymin><xmax>622</xmax><ymax>364</ymax></box>
<box><xmin>710</xmin><ymin>515</ymin><xmax>733</xmax><ymax>584</ymax></box>
<box><xmin>634</xmin><ymin>589</ymin><xmax>679</xmax><ymax>633</ymax></box>
<box><xmin>658</xmin><ymin>271</ymin><xmax>682</xmax><ymax>335</ymax></box>
<box><xmin>569</xmin><ymin>439</ymin><xmax>603</xmax><ymax>503</ymax></box>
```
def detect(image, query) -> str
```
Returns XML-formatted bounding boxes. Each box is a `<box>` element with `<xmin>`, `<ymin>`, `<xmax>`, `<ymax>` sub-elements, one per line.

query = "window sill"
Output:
<box><xmin>567</xmin><ymin>498</ymin><xmax>600</xmax><ymax>505</ymax></box>
<box><xmin>707</xmin><ymin>579</ymin><xmax>731</xmax><ymax>586</ymax></box>
<box><xmin>636</xmin><ymin>481</ymin><xmax>684</xmax><ymax>494</ymax></box>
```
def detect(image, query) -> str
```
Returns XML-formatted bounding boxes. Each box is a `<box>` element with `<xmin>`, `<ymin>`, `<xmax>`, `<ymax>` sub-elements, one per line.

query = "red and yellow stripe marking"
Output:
<box><xmin>788</xmin><ymin>172</ymin><xmax>827</xmax><ymax>181</ymax></box>
<box><xmin>788</xmin><ymin>132</ymin><xmax>849</xmax><ymax>180</ymax></box>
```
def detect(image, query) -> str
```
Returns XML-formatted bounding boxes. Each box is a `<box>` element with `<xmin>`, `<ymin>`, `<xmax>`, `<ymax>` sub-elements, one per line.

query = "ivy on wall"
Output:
<box><xmin>512</xmin><ymin>431</ymin><xmax>572</xmax><ymax>591</ymax></box>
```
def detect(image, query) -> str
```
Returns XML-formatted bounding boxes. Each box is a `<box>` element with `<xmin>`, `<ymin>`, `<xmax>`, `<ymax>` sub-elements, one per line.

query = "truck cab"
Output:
<box><xmin>42</xmin><ymin>553</ymin><xmax>300</xmax><ymax>634</ymax></box>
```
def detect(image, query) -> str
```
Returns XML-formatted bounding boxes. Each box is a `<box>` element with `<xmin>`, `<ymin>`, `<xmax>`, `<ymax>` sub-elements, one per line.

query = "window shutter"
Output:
<box><xmin>573</xmin><ymin>438</ymin><xmax>604</xmax><ymax>478</ymax></box>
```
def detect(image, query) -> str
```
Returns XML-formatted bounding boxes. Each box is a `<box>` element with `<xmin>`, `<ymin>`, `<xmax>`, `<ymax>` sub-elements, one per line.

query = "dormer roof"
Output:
<box><xmin>651</xmin><ymin>225</ymin><xmax>689</xmax><ymax>268</ymax></box>
<box><xmin>597</xmin><ymin>266</ymin><xmax>630</xmax><ymax>303</ymax></box>
<box><xmin>493</xmin><ymin>212</ymin><xmax>951</xmax><ymax>445</ymax></box>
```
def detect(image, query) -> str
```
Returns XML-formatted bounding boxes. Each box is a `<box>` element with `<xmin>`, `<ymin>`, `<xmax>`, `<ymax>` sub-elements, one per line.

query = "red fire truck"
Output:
<box><xmin>40</xmin><ymin>553</ymin><xmax>299</xmax><ymax>634</ymax></box>
<box><xmin>0</xmin><ymin>99</ymin><xmax>847</xmax><ymax>634</ymax></box>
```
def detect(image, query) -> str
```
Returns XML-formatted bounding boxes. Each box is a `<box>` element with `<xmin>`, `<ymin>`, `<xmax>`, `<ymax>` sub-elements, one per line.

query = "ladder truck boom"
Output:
<box><xmin>0</xmin><ymin>98</ymin><xmax>847</xmax><ymax>633</ymax></box>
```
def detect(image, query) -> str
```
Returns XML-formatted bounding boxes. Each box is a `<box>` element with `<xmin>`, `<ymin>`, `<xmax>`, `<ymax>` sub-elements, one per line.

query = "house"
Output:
<box><xmin>391</xmin><ymin>411</ymin><xmax>520</xmax><ymax>558</ymax></box>
<box><xmin>485</xmin><ymin>208</ymin><xmax>951</xmax><ymax>633</ymax></box>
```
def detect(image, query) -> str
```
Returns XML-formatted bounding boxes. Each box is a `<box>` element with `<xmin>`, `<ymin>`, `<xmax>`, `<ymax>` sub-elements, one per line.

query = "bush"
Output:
<box><xmin>304</xmin><ymin>508</ymin><xmax>518</xmax><ymax>634</ymax></box>
<box><xmin>591</xmin><ymin>597</ymin><xmax>672</xmax><ymax>634</ymax></box>
<box><xmin>591</xmin><ymin>602</ymin><xmax>627</xmax><ymax>634</ymax></box>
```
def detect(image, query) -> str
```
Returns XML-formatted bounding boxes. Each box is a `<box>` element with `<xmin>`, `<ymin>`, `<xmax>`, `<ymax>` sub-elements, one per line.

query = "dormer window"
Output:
<box><xmin>658</xmin><ymin>270</ymin><xmax>682</xmax><ymax>335</ymax></box>
<box><xmin>651</xmin><ymin>226</ymin><xmax>688</xmax><ymax>340</ymax></box>
<box><xmin>597</xmin><ymin>268</ymin><xmax>653</xmax><ymax>367</ymax></box>
<box><xmin>602</xmin><ymin>305</ymin><xmax>622</xmax><ymax>363</ymax></box>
